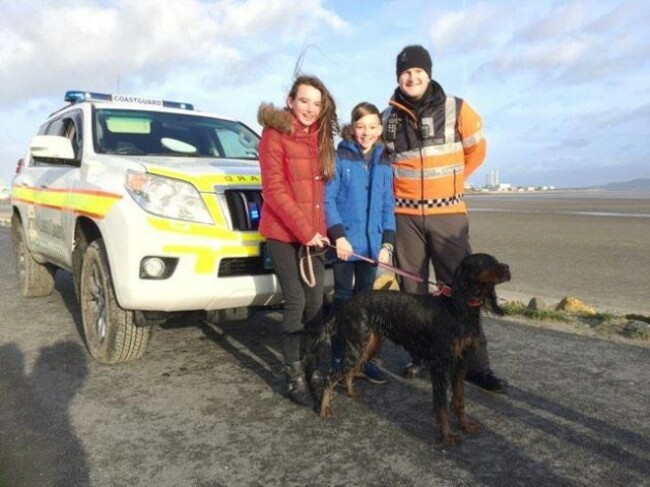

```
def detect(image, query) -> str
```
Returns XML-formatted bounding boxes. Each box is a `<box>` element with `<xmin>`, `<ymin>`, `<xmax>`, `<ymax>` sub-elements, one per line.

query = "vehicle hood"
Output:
<box><xmin>130</xmin><ymin>156</ymin><xmax>262</xmax><ymax>192</ymax></box>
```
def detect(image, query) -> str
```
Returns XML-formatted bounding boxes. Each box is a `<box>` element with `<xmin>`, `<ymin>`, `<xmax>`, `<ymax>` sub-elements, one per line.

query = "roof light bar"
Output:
<box><xmin>64</xmin><ymin>90</ymin><xmax>194</xmax><ymax>110</ymax></box>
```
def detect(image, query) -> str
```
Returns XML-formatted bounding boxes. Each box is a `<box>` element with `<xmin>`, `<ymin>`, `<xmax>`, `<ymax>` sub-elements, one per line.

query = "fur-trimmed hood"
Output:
<box><xmin>339</xmin><ymin>124</ymin><xmax>355</xmax><ymax>141</ymax></box>
<box><xmin>257</xmin><ymin>103</ymin><xmax>294</xmax><ymax>134</ymax></box>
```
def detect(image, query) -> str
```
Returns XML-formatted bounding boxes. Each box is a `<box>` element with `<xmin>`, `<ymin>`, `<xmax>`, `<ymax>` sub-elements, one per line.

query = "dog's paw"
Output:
<box><xmin>440</xmin><ymin>433</ymin><xmax>461</xmax><ymax>446</ymax></box>
<box><xmin>460</xmin><ymin>417</ymin><xmax>482</xmax><ymax>435</ymax></box>
<box><xmin>319</xmin><ymin>404</ymin><xmax>334</xmax><ymax>418</ymax></box>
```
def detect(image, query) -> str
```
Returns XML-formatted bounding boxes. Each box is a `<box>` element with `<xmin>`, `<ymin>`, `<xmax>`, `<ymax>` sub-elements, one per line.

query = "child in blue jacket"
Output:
<box><xmin>325</xmin><ymin>102</ymin><xmax>396</xmax><ymax>384</ymax></box>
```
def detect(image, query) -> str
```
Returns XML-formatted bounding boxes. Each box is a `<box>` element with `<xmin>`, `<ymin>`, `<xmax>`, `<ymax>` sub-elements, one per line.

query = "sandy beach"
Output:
<box><xmin>466</xmin><ymin>191</ymin><xmax>650</xmax><ymax>315</ymax></box>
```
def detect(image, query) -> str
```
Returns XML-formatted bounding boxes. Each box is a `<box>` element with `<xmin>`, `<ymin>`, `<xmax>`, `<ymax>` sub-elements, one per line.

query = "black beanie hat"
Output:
<box><xmin>395</xmin><ymin>45</ymin><xmax>432</xmax><ymax>80</ymax></box>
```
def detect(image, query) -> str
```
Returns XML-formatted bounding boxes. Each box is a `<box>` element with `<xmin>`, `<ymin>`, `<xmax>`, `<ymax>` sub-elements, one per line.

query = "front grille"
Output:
<box><xmin>224</xmin><ymin>189</ymin><xmax>263</xmax><ymax>231</ymax></box>
<box><xmin>218</xmin><ymin>257</ymin><xmax>273</xmax><ymax>277</ymax></box>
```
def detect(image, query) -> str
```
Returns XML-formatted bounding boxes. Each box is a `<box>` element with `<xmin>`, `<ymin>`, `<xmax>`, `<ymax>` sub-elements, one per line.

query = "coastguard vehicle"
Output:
<box><xmin>11</xmin><ymin>90</ymin><xmax>302</xmax><ymax>363</ymax></box>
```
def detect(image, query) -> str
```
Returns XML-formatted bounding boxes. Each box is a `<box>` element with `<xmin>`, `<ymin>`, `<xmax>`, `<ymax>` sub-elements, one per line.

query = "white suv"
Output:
<box><xmin>11</xmin><ymin>90</ymin><xmax>295</xmax><ymax>363</ymax></box>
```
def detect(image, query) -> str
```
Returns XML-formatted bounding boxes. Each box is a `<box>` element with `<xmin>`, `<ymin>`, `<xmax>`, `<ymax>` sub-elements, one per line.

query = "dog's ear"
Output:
<box><xmin>486</xmin><ymin>288</ymin><xmax>505</xmax><ymax>316</ymax></box>
<box><xmin>452</xmin><ymin>257</ymin><xmax>482</xmax><ymax>294</ymax></box>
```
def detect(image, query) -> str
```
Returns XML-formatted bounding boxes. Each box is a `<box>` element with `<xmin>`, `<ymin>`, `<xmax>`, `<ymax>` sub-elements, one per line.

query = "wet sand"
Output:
<box><xmin>466</xmin><ymin>191</ymin><xmax>650</xmax><ymax>315</ymax></box>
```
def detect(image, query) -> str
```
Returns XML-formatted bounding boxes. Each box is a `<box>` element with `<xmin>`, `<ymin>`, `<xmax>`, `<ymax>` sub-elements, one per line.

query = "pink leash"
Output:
<box><xmin>325</xmin><ymin>242</ymin><xmax>441</xmax><ymax>288</ymax></box>
<box><xmin>299</xmin><ymin>242</ymin><xmax>452</xmax><ymax>295</ymax></box>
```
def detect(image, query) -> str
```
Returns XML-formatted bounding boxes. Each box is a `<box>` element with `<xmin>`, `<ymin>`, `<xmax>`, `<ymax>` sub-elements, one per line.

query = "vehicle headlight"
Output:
<box><xmin>125</xmin><ymin>171</ymin><xmax>213</xmax><ymax>224</ymax></box>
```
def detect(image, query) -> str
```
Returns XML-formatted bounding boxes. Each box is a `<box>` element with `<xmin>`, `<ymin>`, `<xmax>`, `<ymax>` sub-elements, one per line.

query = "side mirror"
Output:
<box><xmin>29</xmin><ymin>135</ymin><xmax>75</xmax><ymax>161</ymax></box>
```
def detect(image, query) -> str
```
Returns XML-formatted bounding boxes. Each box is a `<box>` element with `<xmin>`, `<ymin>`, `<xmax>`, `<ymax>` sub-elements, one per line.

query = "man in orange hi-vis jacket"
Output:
<box><xmin>383</xmin><ymin>44</ymin><xmax>508</xmax><ymax>394</ymax></box>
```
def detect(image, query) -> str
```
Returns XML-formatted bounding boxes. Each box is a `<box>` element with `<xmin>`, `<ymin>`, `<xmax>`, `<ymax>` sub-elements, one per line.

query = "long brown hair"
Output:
<box><xmin>287</xmin><ymin>75</ymin><xmax>338</xmax><ymax>181</ymax></box>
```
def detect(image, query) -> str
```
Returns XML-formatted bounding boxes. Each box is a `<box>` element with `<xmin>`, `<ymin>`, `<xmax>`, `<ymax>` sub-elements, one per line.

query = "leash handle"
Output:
<box><xmin>297</xmin><ymin>244</ymin><xmax>330</xmax><ymax>288</ymax></box>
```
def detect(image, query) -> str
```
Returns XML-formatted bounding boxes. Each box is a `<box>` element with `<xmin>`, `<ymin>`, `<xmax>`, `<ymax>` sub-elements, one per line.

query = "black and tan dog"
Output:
<box><xmin>318</xmin><ymin>253</ymin><xmax>511</xmax><ymax>446</ymax></box>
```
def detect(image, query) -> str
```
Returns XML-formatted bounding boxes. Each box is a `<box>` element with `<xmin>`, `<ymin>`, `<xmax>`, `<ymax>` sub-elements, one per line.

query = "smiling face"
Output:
<box><xmin>398</xmin><ymin>67</ymin><xmax>430</xmax><ymax>100</ymax></box>
<box><xmin>287</xmin><ymin>84</ymin><xmax>322</xmax><ymax>128</ymax></box>
<box><xmin>352</xmin><ymin>113</ymin><xmax>382</xmax><ymax>153</ymax></box>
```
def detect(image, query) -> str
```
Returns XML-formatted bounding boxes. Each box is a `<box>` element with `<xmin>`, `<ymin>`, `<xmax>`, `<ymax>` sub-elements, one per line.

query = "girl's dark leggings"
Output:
<box><xmin>266</xmin><ymin>239</ymin><xmax>325</xmax><ymax>363</ymax></box>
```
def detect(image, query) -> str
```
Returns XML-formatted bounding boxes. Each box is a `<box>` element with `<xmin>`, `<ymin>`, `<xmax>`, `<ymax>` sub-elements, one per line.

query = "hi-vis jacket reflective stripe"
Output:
<box><xmin>383</xmin><ymin>94</ymin><xmax>486</xmax><ymax>216</ymax></box>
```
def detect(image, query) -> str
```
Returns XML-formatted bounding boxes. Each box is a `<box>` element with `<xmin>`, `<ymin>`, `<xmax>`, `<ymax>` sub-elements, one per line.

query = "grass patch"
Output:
<box><xmin>625</xmin><ymin>326</ymin><xmax>650</xmax><ymax>340</ymax></box>
<box><xmin>590</xmin><ymin>312</ymin><xmax>617</xmax><ymax>322</ymax></box>
<box><xmin>525</xmin><ymin>309</ymin><xmax>567</xmax><ymax>321</ymax></box>
<box><xmin>501</xmin><ymin>301</ymin><xmax>527</xmax><ymax>315</ymax></box>
<box><xmin>502</xmin><ymin>301</ymin><xmax>567</xmax><ymax>321</ymax></box>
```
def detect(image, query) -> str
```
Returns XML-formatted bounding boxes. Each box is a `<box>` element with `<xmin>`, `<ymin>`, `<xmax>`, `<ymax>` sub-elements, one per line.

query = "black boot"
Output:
<box><xmin>466</xmin><ymin>370</ymin><xmax>508</xmax><ymax>394</ymax></box>
<box><xmin>284</xmin><ymin>360</ymin><xmax>313</xmax><ymax>408</ymax></box>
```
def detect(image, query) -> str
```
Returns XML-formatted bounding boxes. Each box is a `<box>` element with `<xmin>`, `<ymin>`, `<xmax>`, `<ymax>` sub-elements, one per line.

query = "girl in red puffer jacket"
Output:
<box><xmin>257</xmin><ymin>75</ymin><xmax>338</xmax><ymax>409</ymax></box>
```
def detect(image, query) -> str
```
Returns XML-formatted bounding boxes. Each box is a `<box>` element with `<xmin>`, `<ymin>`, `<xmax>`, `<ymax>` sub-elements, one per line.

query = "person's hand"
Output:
<box><xmin>377</xmin><ymin>247</ymin><xmax>392</xmax><ymax>264</ymax></box>
<box><xmin>306</xmin><ymin>233</ymin><xmax>329</xmax><ymax>248</ymax></box>
<box><xmin>335</xmin><ymin>237</ymin><xmax>353</xmax><ymax>261</ymax></box>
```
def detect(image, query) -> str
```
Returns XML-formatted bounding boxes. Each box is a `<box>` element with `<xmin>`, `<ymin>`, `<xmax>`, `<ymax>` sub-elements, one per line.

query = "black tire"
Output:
<box><xmin>80</xmin><ymin>238</ymin><xmax>152</xmax><ymax>363</ymax></box>
<box><xmin>12</xmin><ymin>216</ymin><xmax>55</xmax><ymax>297</ymax></box>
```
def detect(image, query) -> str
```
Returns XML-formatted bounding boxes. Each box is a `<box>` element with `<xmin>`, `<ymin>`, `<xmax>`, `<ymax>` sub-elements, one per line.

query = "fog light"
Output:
<box><xmin>139</xmin><ymin>256</ymin><xmax>178</xmax><ymax>279</ymax></box>
<box><xmin>142</xmin><ymin>257</ymin><xmax>166</xmax><ymax>278</ymax></box>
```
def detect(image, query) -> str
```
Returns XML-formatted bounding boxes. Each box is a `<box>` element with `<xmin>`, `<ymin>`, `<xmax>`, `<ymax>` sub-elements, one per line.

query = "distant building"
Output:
<box><xmin>485</xmin><ymin>169</ymin><xmax>499</xmax><ymax>188</ymax></box>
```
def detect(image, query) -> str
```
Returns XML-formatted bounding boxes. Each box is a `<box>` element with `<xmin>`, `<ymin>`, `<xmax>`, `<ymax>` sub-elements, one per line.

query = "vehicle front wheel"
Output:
<box><xmin>80</xmin><ymin>239</ymin><xmax>152</xmax><ymax>363</ymax></box>
<box><xmin>12</xmin><ymin>216</ymin><xmax>55</xmax><ymax>297</ymax></box>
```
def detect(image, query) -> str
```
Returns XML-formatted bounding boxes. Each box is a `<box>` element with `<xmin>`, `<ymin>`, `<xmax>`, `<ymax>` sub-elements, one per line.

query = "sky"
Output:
<box><xmin>1</xmin><ymin>0</ymin><xmax>649</xmax><ymax>189</ymax></box>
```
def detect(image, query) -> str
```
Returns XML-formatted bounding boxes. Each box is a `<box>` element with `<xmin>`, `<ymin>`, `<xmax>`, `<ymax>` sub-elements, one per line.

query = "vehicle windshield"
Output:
<box><xmin>93</xmin><ymin>108</ymin><xmax>259</xmax><ymax>159</ymax></box>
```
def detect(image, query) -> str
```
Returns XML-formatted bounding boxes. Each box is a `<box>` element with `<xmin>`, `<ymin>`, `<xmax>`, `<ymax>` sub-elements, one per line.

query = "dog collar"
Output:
<box><xmin>467</xmin><ymin>298</ymin><xmax>484</xmax><ymax>307</ymax></box>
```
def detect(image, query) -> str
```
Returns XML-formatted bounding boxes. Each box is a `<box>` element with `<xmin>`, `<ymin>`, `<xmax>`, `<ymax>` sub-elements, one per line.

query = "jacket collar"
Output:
<box><xmin>257</xmin><ymin>103</ymin><xmax>318</xmax><ymax>136</ymax></box>
<box><xmin>337</xmin><ymin>139</ymin><xmax>387</xmax><ymax>163</ymax></box>
<box><xmin>390</xmin><ymin>79</ymin><xmax>446</xmax><ymax>119</ymax></box>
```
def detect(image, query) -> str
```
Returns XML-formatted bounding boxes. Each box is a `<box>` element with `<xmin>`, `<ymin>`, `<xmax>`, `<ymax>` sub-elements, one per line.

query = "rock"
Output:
<box><xmin>555</xmin><ymin>297</ymin><xmax>597</xmax><ymax>316</ymax></box>
<box><xmin>527</xmin><ymin>297</ymin><xmax>549</xmax><ymax>311</ymax></box>
<box><xmin>621</xmin><ymin>320</ymin><xmax>650</xmax><ymax>340</ymax></box>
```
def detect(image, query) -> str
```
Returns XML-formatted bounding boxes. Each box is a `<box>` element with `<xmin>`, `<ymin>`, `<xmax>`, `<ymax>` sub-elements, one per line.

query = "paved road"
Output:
<box><xmin>1</xmin><ymin>226</ymin><xmax>649</xmax><ymax>487</ymax></box>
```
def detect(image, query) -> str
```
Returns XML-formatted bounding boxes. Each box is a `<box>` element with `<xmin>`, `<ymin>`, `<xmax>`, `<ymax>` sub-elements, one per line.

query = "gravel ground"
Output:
<box><xmin>1</xmin><ymin>224</ymin><xmax>650</xmax><ymax>487</ymax></box>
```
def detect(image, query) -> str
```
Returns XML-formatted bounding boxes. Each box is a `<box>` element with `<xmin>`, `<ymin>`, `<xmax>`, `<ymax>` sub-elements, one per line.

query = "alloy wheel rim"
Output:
<box><xmin>88</xmin><ymin>260</ymin><xmax>107</xmax><ymax>343</ymax></box>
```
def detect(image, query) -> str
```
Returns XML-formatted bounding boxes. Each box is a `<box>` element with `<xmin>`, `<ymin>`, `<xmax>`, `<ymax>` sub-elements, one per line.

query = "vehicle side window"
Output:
<box><xmin>62</xmin><ymin>118</ymin><xmax>82</xmax><ymax>160</ymax></box>
<box><xmin>42</xmin><ymin>114</ymin><xmax>83</xmax><ymax>161</ymax></box>
<box><xmin>45</xmin><ymin>119</ymin><xmax>65</xmax><ymax>136</ymax></box>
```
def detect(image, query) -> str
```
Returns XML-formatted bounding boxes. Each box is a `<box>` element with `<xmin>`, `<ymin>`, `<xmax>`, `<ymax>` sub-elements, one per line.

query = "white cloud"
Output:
<box><xmin>513</xmin><ymin>0</ymin><xmax>586</xmax><ymax>43</ymax></box>
<box><xmin>0</xmin><ymin>0</ymin><xmax>348</xmax><ymax>107</ymax></box>
<box><xmin>1</xmin><ymin>0</ymin><xmax>648</xmax><ymax>189</ymax></box>
<box><xmin>428</xmin><ymin>2</ymin><xmax>504</xmax><ymax>57</ymax></box>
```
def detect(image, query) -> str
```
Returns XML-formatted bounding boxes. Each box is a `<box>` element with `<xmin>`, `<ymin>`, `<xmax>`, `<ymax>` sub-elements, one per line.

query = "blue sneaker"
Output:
<box><xmin>362</xmin><ymin>360</ymin><xmax>387</xmax><ymax>385</ymax></box>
